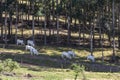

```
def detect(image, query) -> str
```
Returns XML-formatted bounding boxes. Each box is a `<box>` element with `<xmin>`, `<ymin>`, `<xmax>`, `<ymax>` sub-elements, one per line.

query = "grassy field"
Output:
<box><xmin>0</xmin><ymin>44</ymin><xmax>120</xmax><ymax>80</ymax></box>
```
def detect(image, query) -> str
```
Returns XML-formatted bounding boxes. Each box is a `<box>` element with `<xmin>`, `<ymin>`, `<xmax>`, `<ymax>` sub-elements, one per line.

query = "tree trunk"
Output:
<box><xmin>82</xmin><ymin>25</ymin><xmax>85</xmax><ymax>46</ymax></box>
<box><xmin>4</xmin><ymin>3</ymin><xmax>8</xmax><ymax>48</ymax></box>
<box><xmin>15</xmin><ymin>3</ymin><xmax>18</xmax><ymax>43</ymax></box>
<box><xmin>8</xmin><ymin>14</ymin><xmax>12</xmax><ymax>38</ymax></box>
<box><xmin>118</xmin><ymin>12</ymin><xmax>120</xmax><ymax>48</ymax></box>
<box><xmin>21</xmin><ymin>9</ymin><xmax>24</xmax><ymax>38</ymax></box>
<box><xmin>44</xmin><ymin>16</ymin><xmax>47</xmax><ymax>45</ymax></box>
<box><xmin>10</xmin><ymin>16</ymin><xmax>12</xmax><ymax>36</ymax></box>
<box><xmin>56</xmin><ymin>16</ymin><xmax>59</xmax><ymax>44</ymax></box>
<box><xmin>0</xmin><ymin>1</ymin><xmax>2</xmax><ymax>24</ymax></box>
<box><xmin>112</xmin><ymin>0</ymin><xmax>116</xmax><ymax>62</ymax></box>
<box><xmin>32</xmin><ymin>3</ymin><xmax>35</xmax><ymax>43</ymax></box>
<box><xmin>67</xmin><ymin>16</ymin><xmax>70</xmax><ymax>44</ymax></box>
<box><xmin>90</xmin><ymin>24</ymin><xmax>93</xmax><ymax>56</ymax></box>
<box><xmin>78</xmin><ymin>24</ymin><xmax>81</xmax><ymax>45</ymax></box>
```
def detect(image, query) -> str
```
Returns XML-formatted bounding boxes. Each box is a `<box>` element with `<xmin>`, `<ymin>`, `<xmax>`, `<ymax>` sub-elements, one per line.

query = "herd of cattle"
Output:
<box><xmin>16</xmin><ymin>39</ymin><xmax>95</xmax><ymax>62</ymax></box>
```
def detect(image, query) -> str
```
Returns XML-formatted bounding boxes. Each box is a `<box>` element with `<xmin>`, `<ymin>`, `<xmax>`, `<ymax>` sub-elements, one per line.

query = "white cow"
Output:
<box><xmin>27</xmin><ymin>40</ymin><xmax>35</xmax><ymax>46</ymax></box>
<box><xmin>25</xmin><ymin>45</ymin><xmax>34</xmax><ymax>51</ymax></box>
<box><xmin>25</xmin><ymin>45</ymin><xmax>38</xmax><ymax>55</ymax></box>
<box><xmin>61</xmin><ymin>51</ymin><xmax>72</xmax><ymax>59</ymax></box>
<box><xmin>67</xmin><ymin>51</ymin><xmax>76</xmax><ymax>58</ymax></box>
<box><xmin>30</xmin><ymin>48</ymin><xmax>39</xmax><ymax>55</ymax></box>
<box><xmin>16</xmin><ymin>39</ymin><xmax>24</xmax><ymax>45</ymax></box>
<box><xmin>87</xmin><ymin>54</ymin><xmax>95</xmax><ymax>62</ymax></box>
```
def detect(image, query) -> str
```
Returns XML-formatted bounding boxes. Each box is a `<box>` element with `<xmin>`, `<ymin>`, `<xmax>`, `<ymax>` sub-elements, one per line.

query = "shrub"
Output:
<box><xmin>3</xmin><ymin>59</ymin><xmax>20</xmax><ymax>72</ymax></box>
<box><xmin>71</xmin><ymin>63</ymin><xmax>87</xmax><ymax>80</ymax></box>
<box><xmin>0</xmin><ymin>63</ymin><xmax>4</xmax><ymax>73</ymax></box>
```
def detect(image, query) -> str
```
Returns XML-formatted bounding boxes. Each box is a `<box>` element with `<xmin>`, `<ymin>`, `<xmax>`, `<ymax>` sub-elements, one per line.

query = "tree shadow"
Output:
<box><xmin>0</xmin><ymin>52</ymin><xmax>120</xmax><ymax>73</ymax></box>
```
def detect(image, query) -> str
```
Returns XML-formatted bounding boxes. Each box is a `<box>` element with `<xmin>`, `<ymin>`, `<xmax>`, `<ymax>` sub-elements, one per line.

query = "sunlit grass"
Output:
<box><xmin>0</xmin><ymin>66</ymin><xmax>120</xmax><ymax>80</ymax></box>
<box><xmin>0</xmin><ymin>44</ymin><xmax>119</xmax><ymax>60</ymax></box>
<box><xmin>0</xmin><ymin>45</ymin><xmax>120</xmax><ymax>80</ymax></box>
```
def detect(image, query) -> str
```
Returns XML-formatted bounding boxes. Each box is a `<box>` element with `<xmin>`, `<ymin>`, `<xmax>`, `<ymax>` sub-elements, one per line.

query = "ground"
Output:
<box><xmin>0</xmin><ymin>44</ymin><xmax>120</xmax><ymax>80</ymax></box>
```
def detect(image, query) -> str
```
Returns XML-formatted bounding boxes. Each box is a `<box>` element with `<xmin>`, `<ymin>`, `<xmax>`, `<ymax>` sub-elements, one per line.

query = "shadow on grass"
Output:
<box><xmin>0</xmin><ymin>52</ymin><xmax>120</xmax><ymax>73</ymax></box>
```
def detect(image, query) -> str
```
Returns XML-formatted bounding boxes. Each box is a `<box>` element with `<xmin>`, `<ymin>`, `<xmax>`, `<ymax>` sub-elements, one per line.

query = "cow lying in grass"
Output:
<box><xmin>61</xmin><ymin>51</ymin><xmax>76</xmax><ymax>60</ymax></box>
<box><xmin>87</xmin><ymin>54</ymin><xmax>95</xmax><ymax>62</ymax></box>
<box><xmin>16</xmin><ymin>39</ymin><xmax>24</xmax><ymax>45</ymax></box>
<box><xmin>27</xmin><ymin>40</ymin><xmax>35</xmax><ymax>47</ymax></box>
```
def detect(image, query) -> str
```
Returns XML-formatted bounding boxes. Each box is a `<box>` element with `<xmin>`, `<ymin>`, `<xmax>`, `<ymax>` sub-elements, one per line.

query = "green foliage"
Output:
<box><xmin>0</xmin><ymin>62</ymin><xmax>4</xmax><ymax>73</ymax></box>
<box><xmin>0</xmin><ymin>58</ymin><xmax>20</xmax><ymax>73</ymax></box>
<box><xmin>71</xmin><ymin>63</ymin><xmax>85</xmax><ymax>74</ymax></box>
<box><xmin>71</xmin><ymin>63</ymin><xmax>86</xmax><ymax>80</ymax></box>
<box><xmin>3</xmin><ymin>59</ymin><xmax>20</xmax><ymax>72</ymax></box>
<box><xmin>0</xmin><ymin>59</ymin><xmax>20</xmax><ymax>73</ymax></box>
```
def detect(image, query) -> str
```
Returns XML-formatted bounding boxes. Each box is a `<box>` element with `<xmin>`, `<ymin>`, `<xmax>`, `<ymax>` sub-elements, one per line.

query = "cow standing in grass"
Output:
<box><xmin>26</xmin><ymin>45</ymin><xmax>38</xmax><ymax>55</ymax></box>
<box><xmin>61</xmin><ymin>51</ymin><xmax>76</xmax><ymax>60</ymax></box>
<box><xmin>16</xmin><ymin>39</ymin><xmax>24</xmax><ymax>45</ymax></box>
<box><xmin>61</xmin><ymin>51</ymin><xmax>72</xmax><ymax>60</ymax></box>
<box><xmin>30</xmin><ymin>48</ymin><xmax>39</xmax><ymax>55</ymax></box>
<box><xmin>27</xmin><ymin>40</ymin><xmax>35</xmax><ymax>47</ymax></box>
<box><xmin>87</xmin><ymin>54</ymin><xmax>95</xmax><ymax>62</ymax></box>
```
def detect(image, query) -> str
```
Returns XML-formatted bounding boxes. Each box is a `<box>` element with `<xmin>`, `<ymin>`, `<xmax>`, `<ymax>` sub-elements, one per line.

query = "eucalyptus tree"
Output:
<box><xmin>6</xmin><ymin>0</ymin><xmax>16</xmax><ymax>37</ymax></box>
<box><xmin>0</xmin><ymin>0</ymin><xmax>4</xmax><ymax>36</ymax></box>
<box><xmin>96</xmin><ymin>0</ymin><xmax>107</xmax><ymax>62</ymax></box>
<box><xmin>19</xmin><ymin>0</ymin><xmax>27</xmax><ymax>38</ymax></box>
<box><xmin>115</xmin><ymin>0</ymin><xmax>120</xmax><ymax>48</ymax></box>
<box><xmin>40</xmin><ymin>0</ymin><xmax>50</xmax><ymax>45</ymax></box>
<box><xmin>118</xmin><ymin>2</ymin><xmax>120</xmax><ymax>48</ymax></box>
<box><xmin>4</xmin><ymin>0</ymin><xmax>7</xmax><ymax>40</ymax></box>
<box><xmin>15</xmin><ymin>0</ymin><xmax>19</xmax><ymax>43</ymax></box>
<box><xmin>1</xmin><ymin>0</ymin><xmax>17</xmax><ymax>47</ymax></box>
<box><xmin>111</xmin><ymin>0</ymin><xmax>120</xmax><ymax>62</ymax></box>
<box><xmin>32</xmin><ymin>1</ymin><xmax>35</xmax><ymax>43</ymax></box>
<box><xmin>0</xmin><ymin>0</ymin><xmax>3</xmax><ymax>24</ymax></box>
<box><xmin>77</xmin><ymin>0</ymin><xmax>102</xmax><ymax>55</ymax></box>
<box><xmin>31</xmin><ymin>0</ymin><xmax>51</xmax><ymax>45</ymax></box>
<box><xmin>56</xmin><ymin>0</ymin><xmax>60</xmax><ymax>44</ymax></box>
<box><xmin>28</xmin><ymin>0</ymin><xmax>36</xmax><ymax>43</ymax></box>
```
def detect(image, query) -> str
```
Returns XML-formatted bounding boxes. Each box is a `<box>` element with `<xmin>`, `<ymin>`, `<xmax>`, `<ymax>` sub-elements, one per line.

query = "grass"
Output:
<box><xmin>0</xmin><ymin>44</ymin><xmax>120</xmax><ymax>80</ymax></box>
<box><xmin>0</xmin><ymin>66</ymin><xmax>120</xmax><ymax>80</ymax></box>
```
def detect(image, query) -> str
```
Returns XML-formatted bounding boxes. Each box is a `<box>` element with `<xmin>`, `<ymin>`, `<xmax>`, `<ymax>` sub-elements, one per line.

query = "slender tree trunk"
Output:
<box><xmin>78</xmin><ymin>23</ymin><xmax>81</xmax><ymax>45</ymax></box>
<box><xmin>28</xmin><ymin>1</ymin><xmax>30</xmax><ymax>25</ymax></box>
<box><xmin>67</xmin><ymin>16</ymin><xmax>70</xmax><ymax>44</ymax></box>
<box><xmin>44</xmin><ymin>16</ymin><xmax>47</xmax><ymax>45</ymax></box>
<box><xmin>56</xmin><ymin>0</ymin><xmax>59</xmax><ymax>44</ymax></box>
<box><xmin>8</xmin><ymin>14</ymin><xmax>12</xmax><ymax>38</ymax></box>
<box><xmin>118</xmin><ymin>10</ymin><xmax>120</xmax><ymax>48</ymax></box>
<box><xmin>93</xmin><ymin>23</ymin><xmax>95</xmax><ymax>47</ymax></box>
<box><xmin>52</xmin><ymin>0</ymin><xmax>55</xmax><ymax>38</ymax></box>
<box><xmin>112</xmin><ymin>0</ymin><xmax>116</xmax><ymax>62</ymax></box>
<box><xmin>0</xmin><ymin>0</ymin><xmax>2</xmax><ymax>24</ymax></box>
<box><xmin>56</xmin><ymin>16</ymin><xmax>59</xmax><ymax>44</ymax></box>
<box><xmin>108</xmin><ymin>2</ymin><xmax>112</xmax><ymax>47</ymax></box>
<box><xmin>82</xmin><ymin>24</ymin><xmax>85</xmax><ymax>46</ymax></box>
<box><xmin>21</xmin><ymin>9</ymin><xmax>24</xmax><ymax>38</ymax></box>
<box><xmin>4</xmin><ymin>0</ymin><xmax>7</xmax><ymax>39</ymax></box>
<box><xmin>4</xmin><ymin>11</ymin><xmax>7</xmax><ymax>39</ymax></box>
<box><xmin>90</xmin><ymin>24</ymin><xmax>93</xmax><ymax>56</ymax></box>
<box><xmin>32</xmin><ymin>3</ymin><xmax>35</xmax><ymax>43</ymax></box>
<box><xmin>15</xmin><ymin>3</ymin><xmax>18</xmax><ymax>43</ymax></box>
<box><xmin>10</xmin><ymin>16</ymin><xmax>12</xmax><ymax>36</ymax></box>
<box><xmin>1</xmin><ymin>0</ymin><xmax>3</xmax><ymax>36</ymax></box>
<box><xmin>4</xmin><ymin>0</ymin><xmax>8</xmax><ymax>48</ymax></box>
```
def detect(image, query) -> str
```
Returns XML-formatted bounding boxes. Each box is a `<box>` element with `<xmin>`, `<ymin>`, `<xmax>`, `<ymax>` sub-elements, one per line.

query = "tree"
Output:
<box><xmin>111</xmin><ymin>0</ymin><xmax>116</xmax><ymax>62</ymax></box>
